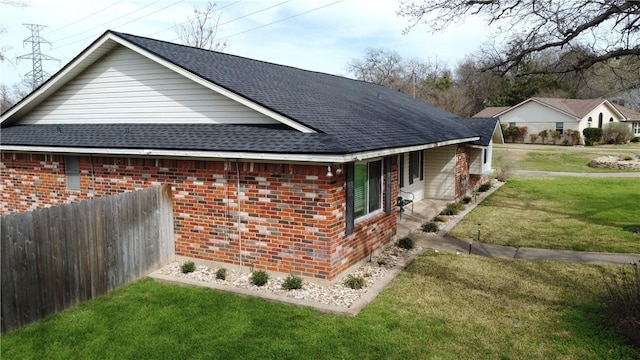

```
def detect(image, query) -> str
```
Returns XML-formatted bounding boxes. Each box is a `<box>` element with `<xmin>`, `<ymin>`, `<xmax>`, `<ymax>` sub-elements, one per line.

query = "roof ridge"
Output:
<box><xmin>109</xmin><ymin>30</ymin><xmax>386</xmax><ymax>89</ymax></box>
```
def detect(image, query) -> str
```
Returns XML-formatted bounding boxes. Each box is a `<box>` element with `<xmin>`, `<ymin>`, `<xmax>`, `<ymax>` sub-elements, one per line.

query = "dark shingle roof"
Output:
<box><xmin>0</xmin><ymin>124</ymin><xmax>345</xmax><ymax>153</ymax></box>
<box><xmin>457</xmin><ymin>118</ymin><xmax>501</xmax><ymax>146</ymax></box>
<box><xmin>2</xmin><ymin>31</ymin><xmax>492</xmax><ymax>155</ymax></box>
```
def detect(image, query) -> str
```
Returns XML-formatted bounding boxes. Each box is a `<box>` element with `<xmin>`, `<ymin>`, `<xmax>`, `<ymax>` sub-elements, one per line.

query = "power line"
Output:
<box><xmin>215</xmin><ymin>0</ymin><xmax>344</xmax><ymax>42</ymax></box>
<box><xmin>52</xmin><ymin>0</ymin><xmax>164</xmax><ymax>45</ymax></box>
<box><xmin>147</xmin><ymin>1</ymin><xmax>242</xmax><ymax>37</ymax></box>
<box><xmin>167</xmin><ymin>0</ymin><xmax>293</xmax><ymax>43</ymax></box>
<box><xmin>44</xmin><ymin>0</ymin><xmax>124</xmax><ymax>35</ymax></box>
<box><xmin>55</xmin><ymin>0</ymin><xmax>183</xmax><ymax>50</ymax></box>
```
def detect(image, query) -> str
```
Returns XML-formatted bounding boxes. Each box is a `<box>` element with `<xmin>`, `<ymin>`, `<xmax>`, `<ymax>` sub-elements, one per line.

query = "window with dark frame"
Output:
<box><xmin>555</xmin><ymin>122</ymin><xmax>564</xmax><ymax>135</ymax></box>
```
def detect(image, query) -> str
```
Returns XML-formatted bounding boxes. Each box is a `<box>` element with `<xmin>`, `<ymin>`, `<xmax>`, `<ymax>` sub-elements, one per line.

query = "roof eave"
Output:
<box><xmin>0</xmin><ymin>137</ymin><xmax>480</xmax><ymax>163</ymax></box>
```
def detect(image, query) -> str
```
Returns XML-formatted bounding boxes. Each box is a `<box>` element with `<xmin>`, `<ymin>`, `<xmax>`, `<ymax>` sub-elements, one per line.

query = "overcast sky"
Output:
<box><xmin>1</xmin><ymin>0</ymin><xmax>489</xmax><ymax>87</ymax></box>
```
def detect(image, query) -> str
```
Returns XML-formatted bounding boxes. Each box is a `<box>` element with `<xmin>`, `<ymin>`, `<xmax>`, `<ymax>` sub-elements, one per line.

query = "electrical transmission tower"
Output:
<box><xmin>17</xmin><ymin>24</ymin><xmax>58</xmax><ymax>90</ymax></box>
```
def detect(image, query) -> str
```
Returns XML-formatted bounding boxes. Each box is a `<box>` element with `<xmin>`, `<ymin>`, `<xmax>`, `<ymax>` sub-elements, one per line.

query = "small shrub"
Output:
<box><xmin>180</xmin><ymin>260</ymin><xmax>195</xmax><ymax>274</ymax></box>
<box><xmin>343</xmin><ymin>274</ymin><xmax>366</xmax><ymax>290</ymax></box>
<box><xmin>440</xmin><ymin>202</ymin><xmax>465</xmax><ymax>216</ymax></box>
<box><xmin>282</xmin><ymin>274</ymin><xmax>303</xmax><ymax>290</ymax></box>
<box><xmin>215</xmin><ymin>268</ymin><xmax>227</xmax><ymax>280</ymax></box>
<box><xmin>583</xmin><ymin>128</ymin><xmax>603</xmax><ymax>146</ymax></box>
<box><xmin>461</xmin><ymin>196</ymin><xmax>472</xmax><ymax>204</ymax></box>
<box><xmin>422</xmin><ymin>222</ymin><xmax>439</xmax><ymax>233</ymax></box>
<box><xmin>529</xmin><ymin>134</ymin><xmax>539</xmax><ymax>144</ymax></box>
<box><xmin>397</xmin><ymin>237</ymin><xmax>415</xmax><ymax>249</ymax></box>
<box><xmin>493</xmin><ymin>152</ymin><xmax>515</xmax><ymax>182</ymax></box>
<box><xmin>478</xmin><ymin>182</ymin><xmax>492</xmax><ymax>192</ymax></box>
<box><xmin>631</xmin><ymin>137</ymin><xmax>639</xmax><ymax>143</ymax></box>
<box><xmin>432</xmin><ymin>215</ymin><xmax>447</xmax><ymax>222</ymax></box>
<box><xmin>601</xmin><ymin>263</ymin><xmax>640</xmax><ymax>348</ymax></box>
<box><xmin>250</xmin><ymin>270</ymin><xmax>269</xmax><ymax>286</ymax></box>
<box><xmin>603</xmin><ymin>122</ymin><xmax>634</xmax><ymax>144</ymax></box>
<box><xmin>538</xmin><ymin>129</ymin><xmax>549</xmax><ymax>144</ymax></box>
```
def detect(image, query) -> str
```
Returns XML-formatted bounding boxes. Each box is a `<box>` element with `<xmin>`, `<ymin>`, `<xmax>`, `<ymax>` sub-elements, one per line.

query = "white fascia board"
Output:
<box><xmin>109</xmin><ymin>36</ymin><xmax>316</xmax><ymax>134</ymax></box>
<box><xmin>1</xmin><ymin>137</ymin><xmax>478</xmax><ymax>164</ymax></box>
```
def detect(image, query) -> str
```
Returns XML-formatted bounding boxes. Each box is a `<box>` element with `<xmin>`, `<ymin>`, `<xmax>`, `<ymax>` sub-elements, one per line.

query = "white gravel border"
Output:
<box><xmin>150</xmin><ymin>243</ymin><xmax>422</xmax><ymax>314</ymax></box>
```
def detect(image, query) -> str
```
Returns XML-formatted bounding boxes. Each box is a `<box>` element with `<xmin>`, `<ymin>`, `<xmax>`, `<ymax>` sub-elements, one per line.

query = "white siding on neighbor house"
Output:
<box><xmin>18</xmin><ymin>46</ymin><xmax>279</xmax><ymax>125</ymax></box>
<box><xmin>579</xmin><ymin>103</ymin><xmax>624</xmax><ymax>135</ymax></box>
<box><xmin>399</xmin><ymin>151</ymin><xmax>425</xmax><ymax>202</ymax></box>
<box><xmin>500</xmin><ymin>101</ymin><xmax>577</xmax><ymax>141</ymax></box>
<box><xmin>423</xmin><ymin>145</ymin><xmax>456</xmax><ymax>200</ymax></box>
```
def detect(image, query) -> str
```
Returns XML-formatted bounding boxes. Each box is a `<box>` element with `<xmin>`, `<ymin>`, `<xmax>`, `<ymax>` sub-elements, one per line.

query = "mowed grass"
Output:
<box><xmin>451</xmin><ymin>177</ymin><xmax>640</xmax><ymax>253</ymax></box>
<box><xmin>494</xmin><ymin>143</ymin><xmax>640</xmax><ymax>172</ymax></box>
<box><xmin>2</xmin><ymin>255</ymin><xmax>638</xmax><ymax>359</ymax></box>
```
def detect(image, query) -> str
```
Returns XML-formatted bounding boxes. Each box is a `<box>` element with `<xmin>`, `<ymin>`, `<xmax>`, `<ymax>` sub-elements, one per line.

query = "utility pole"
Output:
<box><xmin>17</xmin><ymin>24</ymin><xmax>58</xmax><ymax>90</ymax></box>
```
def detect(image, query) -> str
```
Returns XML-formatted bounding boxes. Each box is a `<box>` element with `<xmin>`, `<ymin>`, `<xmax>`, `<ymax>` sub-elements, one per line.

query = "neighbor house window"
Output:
<box><xmin>509</xmin><ymin>122</ymin><xmax>516</xmax><ymax>127</ymax></box>
<box><xmin>598</xmin><ymin>113</ymin><xmax>603</xmax><ymax>128</ymax></box>
<box><xmin>408</xmin><ymin>151</ymin><xmax>423</xmax><ymax>184</ymax></box>
<box><xmin>555</xmin><ymin>122</ymin><xmax>564</xmax><ymax>135</ymax></box>
<box><xmin>353</xmin><ymin>160</ymin><xmax>382</xmax><ymax>218</ymax></box>
<box><xmin>65</xmin><ymin>156</ymin><xmax>80</xmax><ymax>190</ymax></box>
<box><xmin>633</xmin><ymin>122</ymin><xmax>640</xmax><ymax>136</ymax></box>
<box><xmin>610</xmin><ymin>117</ymin><xmax>614</xmax><ymax>122</ymax></box>
<box><xmin>588</xmin><ymin>117</ymin><xmax>592</xmax><ymax>128</ymax></box>
<box><xmin>483</xmin><ymin>148</ymin><xmax>488</xmax><ymax>164</ymax></box>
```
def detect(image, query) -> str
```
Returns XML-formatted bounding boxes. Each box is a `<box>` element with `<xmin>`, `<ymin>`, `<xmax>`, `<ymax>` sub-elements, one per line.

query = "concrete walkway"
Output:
<box><xmin>398</xmin><ymin>182</ymin><xmax>640</xmax><ymax>266</ymax></box>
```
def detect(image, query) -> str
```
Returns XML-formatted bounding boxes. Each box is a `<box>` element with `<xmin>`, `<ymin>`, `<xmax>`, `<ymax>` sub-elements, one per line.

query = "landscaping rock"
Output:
<box><xmin>159</xmin><ymin>244</ymin><xmax>421</xmax><ymax>308</ymax></box>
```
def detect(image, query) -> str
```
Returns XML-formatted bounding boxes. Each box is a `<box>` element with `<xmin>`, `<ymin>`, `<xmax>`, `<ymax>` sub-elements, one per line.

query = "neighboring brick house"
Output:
<box><xmin>1</xmin><ymin>31</ymin><xmax>502</xmax><ymax>280</ymax></box>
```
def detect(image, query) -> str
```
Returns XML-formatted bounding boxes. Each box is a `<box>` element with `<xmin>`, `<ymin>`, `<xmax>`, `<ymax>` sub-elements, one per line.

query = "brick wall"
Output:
<box><xmin>454</xmin><ymin>146</ymin><xmax>488</xmax><ymax>199</ymax></box>
<box><xmin>454</xmin><ymin>146</ymin><xmax>470</xmax><ymax>199</ymax></box>
<box><xmin>0</xmin><ymin>152</ymin><xmax>398</xmax><ymax>280</ymax></box>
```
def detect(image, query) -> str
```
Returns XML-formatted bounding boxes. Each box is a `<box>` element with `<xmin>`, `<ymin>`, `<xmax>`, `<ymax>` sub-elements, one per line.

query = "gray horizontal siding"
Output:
<box><xmin>19</xmin><ymin>46</ymin><xmax>278</xmax><ymax>125</ymax></box>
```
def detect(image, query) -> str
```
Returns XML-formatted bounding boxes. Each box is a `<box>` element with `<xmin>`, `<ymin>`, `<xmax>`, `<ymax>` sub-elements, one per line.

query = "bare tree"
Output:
<box><xmin>176</xmin><ymin>1</ymin><xmax>227</xmax><ymax>51</ymax></box>
<box><xmin>1</xmin><ymin>80</ymin><xmax>30</xmax><ymax>113</ymax></box>
<box><xmin>398</xmin><ymin>0</ymin><xmax>640</xmax><ymax>75</ymax></box>
<box><xmin>0</xmin><ymin>0</ymin><xmax>30</xmax><ymax>62</ymax></box>
<box><xmin>346</xmin><ymin>48</ymin><xmax>405</xmax><ymax>86</ymax></box>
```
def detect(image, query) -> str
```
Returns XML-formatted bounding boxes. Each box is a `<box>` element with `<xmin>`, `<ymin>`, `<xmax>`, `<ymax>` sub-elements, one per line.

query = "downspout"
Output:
<box><xmin>235</xmin><ymin>160</ymin><xmax>242</xmax><ymax>271</ymax></box>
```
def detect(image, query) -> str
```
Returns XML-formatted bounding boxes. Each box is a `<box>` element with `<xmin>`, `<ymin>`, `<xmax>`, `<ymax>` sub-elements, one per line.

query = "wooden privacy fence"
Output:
<box><xmin>1</xmin><ymin>185</ymin><xmax>175</xmax><ymax>334</ymax></box>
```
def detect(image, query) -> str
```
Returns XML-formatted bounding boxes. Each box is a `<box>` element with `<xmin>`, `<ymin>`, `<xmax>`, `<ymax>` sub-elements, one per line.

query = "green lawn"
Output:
<box><xmin>2</xmin><ymin>254</ymin><xmax>637</xmax><ymax>359</ymax></box>
<box><xmin>494</xmin><ymin>143</ymin><xmax>640</xmax><ymax>173</ymax></box>
<box><xmin>451</xmin><ymin>177</ymin><xmax>640</xmax><ymax>253</ymax></box>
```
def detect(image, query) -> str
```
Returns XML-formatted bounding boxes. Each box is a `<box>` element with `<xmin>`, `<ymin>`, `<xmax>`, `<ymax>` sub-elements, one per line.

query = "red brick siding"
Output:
<box><xmin>0</xmin><ymin>152</ymin><xmax>398</xmax><ymax>280</ymax></box>
<box><xmin>454</xmin><ymin>146</ymin><xmax>488</xmax><ymax>199</ymax></box>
